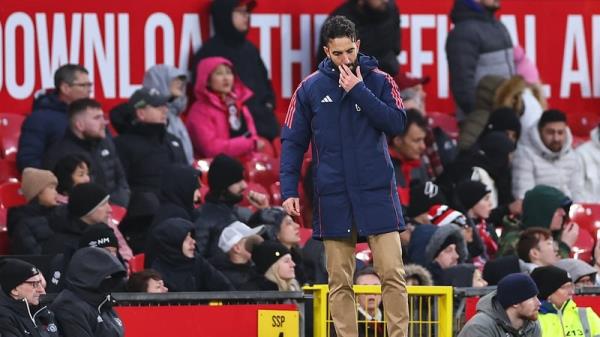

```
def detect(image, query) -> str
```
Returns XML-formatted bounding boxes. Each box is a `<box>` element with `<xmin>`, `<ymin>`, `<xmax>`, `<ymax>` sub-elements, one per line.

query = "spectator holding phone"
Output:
<box><xmin>187</xmin><ymin>56</ymin><xmax>263</xmax><ymax>159</ymax></box>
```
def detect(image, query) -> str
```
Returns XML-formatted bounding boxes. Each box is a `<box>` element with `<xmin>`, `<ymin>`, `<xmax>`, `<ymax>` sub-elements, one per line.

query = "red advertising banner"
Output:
<box><xmin>115</xmin><ymin>303</ymin><xmax>297</xmax><ymax>337</ymax></box>
<box><xmin>0</xmin><ymin>0</ymin><xmax>599</xmax><ymax>119</ymax></box>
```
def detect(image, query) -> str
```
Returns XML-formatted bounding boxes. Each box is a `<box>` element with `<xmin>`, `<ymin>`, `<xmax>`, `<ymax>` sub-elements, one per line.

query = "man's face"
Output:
<box><xmin>227</xmin><ymin>180</ymin><xmax>247</xmax><ymax>197</ymax></box>
<box><xmin>471</xmin><ymin>193</ymin><xmax>493</xmax><ymax>219</ymax></box>
<box><xmin>540</xmin><ymin>121</ymin><xmax>567</xmax><ymax>153</ymax></box>
<box><xmin>477</xmin><ymin>0</ymin><xmax>501</xmax><ymax>11</ymax></box>
<box><xmin>182</xmin><ymin>233</ymin><xmax>197</xmax><ymax>258</ymax></box>
<box><xmin>324</xmin><ymin>38</ymin><xmax>360</xmax><ymax>72</ymax></box>
<box><xmin>356</xmin><ymin>274</ymin><xmax>382</xmax><ymax>313</ymax></box>
<box><xmin>548</xmin><ymin>282</ymin><xmax>574</xmax><ymax>309</ymax></box>
<box><xmin>12</xmin><ymin>275</ymin><xmax>45</xmax><ymax>306</ymax></box>
<box><xmin>146</xmin><ymin>278</ymin><xmax>168</xmax><ymax>293</ymax></box>
<box><xmin>531</xmin><ymin>237</ymin><xmax>558</xmax><ymax>266</ymax></box>
<box><xmin>363</xmin><ymin>0</ymin><xmax>388</xmax><ymax>12</ymax></box>
<box><xmin>514</xmin><ymin>296</ymin><xmax>540</xmax><ymax>321</ymax></box>
<box><xmin>62</xmin><ymin>71</ymin><xmax>92</xmax><ymax>103</ymax></box>
<box><xmin>77</xmin><ymin>107</ymin><xmax>107</xmax><ymax>140</ymax></box>
<box><xmin>137</xmin><ymin>104</ymin><xmax>168</xmax><ymax>124</ymax></box>
<box><xmin>85</xmin><ymin>200</ymin><xmax>112</xmax><ymax>225</ymax></box>
<box><xmin>393</xmin><ymin>123</ymin><xmax>427</xmax><ymax>161</ymax></box>
<box><xmin>232</xmin><ymin>5</ymin><xmax>251</xmax><ymax>32</ymax></box>
<box><xmin>435</xmin><ymin>243</ymin><xmax>460</xmax><ymax>269</ymax></box>
<box><xmin>549</xmin><ymin>207</ymin><xmax>566</xmax><ymax>231</ymax></box>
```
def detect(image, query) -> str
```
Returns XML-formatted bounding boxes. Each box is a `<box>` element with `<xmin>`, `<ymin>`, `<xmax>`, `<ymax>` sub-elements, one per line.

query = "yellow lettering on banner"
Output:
<box><xmin>258</xmin><ymin>310</ymin><xmax>299</xmax><ymax>337</ymax></box>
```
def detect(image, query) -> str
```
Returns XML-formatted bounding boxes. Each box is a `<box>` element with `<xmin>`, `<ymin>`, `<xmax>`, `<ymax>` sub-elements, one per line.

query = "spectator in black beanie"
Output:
<box><xmin>0</xmin><ymin>258</ymin><xmax>60</xmax><ymax>337</ymax></box>
<box><xmin>43</xmin><ymin>182</ymin><xmax>111</xmax><ymax>255</ymax></box>
<box><xmin>452</xmin><ymin>180</ymin><xmax>490</xmax><ymax>263</ymax></box>
<box><xmin>406</xmin><ymin>181</ymin><xmax>446</xmax><ymax>225</ymax></box>
<box><xmin>248</xmin><ymin>240</ymin><xmax>300</xmax><ymax>291</ymax></box>
<box><xmin>458</xmin><ymin>273</ymin><xmax>540</xmax><ymax>337</ymax></box>
<box><xmin>480</xmin><ymin>107</ymin><xmax>522</xmax><ymax>144</ymax></box>
<box><xmin>192</xmin><ymin>154</ymin><xmax>269</xmax><ymax>258</ymax></box>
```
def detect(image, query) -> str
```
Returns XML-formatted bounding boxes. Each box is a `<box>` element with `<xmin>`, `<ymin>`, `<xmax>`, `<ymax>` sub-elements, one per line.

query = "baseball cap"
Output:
<box><xmin>218</xmin><ymin>221</ymin><xmax>265</xmax><ymax>253</ymax></box>
<box><xmin>129</xmin><ymin>87</ymin><xmax>169</xmax><ymax>109</ymax></box>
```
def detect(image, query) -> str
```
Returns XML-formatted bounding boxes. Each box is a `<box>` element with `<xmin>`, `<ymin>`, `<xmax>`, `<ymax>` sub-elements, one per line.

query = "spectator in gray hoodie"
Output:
<box><xmin>142</xmin><ymin>64</ymin><xmax>194</xmax><ymax>164</ymax></box>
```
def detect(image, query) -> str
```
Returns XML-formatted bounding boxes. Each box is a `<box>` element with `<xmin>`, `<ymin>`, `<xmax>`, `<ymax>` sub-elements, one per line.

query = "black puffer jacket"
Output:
<box><xmin>42</xmin><ymin>130</ymin><xmax>130</xmax><ymax>206</ymax></box>
<box><xmin>317</xmin><ymin>0</ymin><xmax>401</xmax><ymax>76</ymax></box>
<box><xmin>9</xmin><ymin>205</ymin><xmax>67</xmax><ymax>255</ymax></box>
<box><xmin>0</xmin><ymin>291</ymin><xmax>60</xmax><ymax>337</ymax></box>
<box><xmin>445</xmin><ymin>0</ymin><xmax>513</xmax><ymax>115</ymax></box>
<box><xmin>190</xmin><ymin>0</ymin><xmax>279</xmax><ymax>140</ymax></box>
<box><xmin>49</xmin><ymin>247</ymin><xmax>127</xmax><ymax>337</ymax></box>
<box><xmin>42</xmin><ymin>212</ymin><xmax>95</xmax><ymax>255</ymax></box>
<box><xmin>149</xmin><ymin>218</ymin><xmax>234</xmax><ymax>292</ymax></box>
<box><xmin>114</xmin><ymin>123</ymin><xmax>187</xmax><ymax>197</ymax></box>
<box><xmin>208</xmin><ymin>254</ymin><xmax>260</xmax><ymax>290</ymax></box>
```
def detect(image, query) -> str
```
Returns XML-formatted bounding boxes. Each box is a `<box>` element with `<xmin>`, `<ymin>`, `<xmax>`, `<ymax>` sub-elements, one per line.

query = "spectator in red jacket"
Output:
<box><xmin>187</xmin><ymin>56</ymin><xmax>264</xmax><ymax>159</ymax></box>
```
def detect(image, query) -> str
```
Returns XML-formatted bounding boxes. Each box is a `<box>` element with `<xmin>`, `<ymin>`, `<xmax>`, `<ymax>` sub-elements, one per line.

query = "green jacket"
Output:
<box><xmin>539</xmin><ymin>299</ymin><xmax>600</xmax><ymax>337</ymax></box>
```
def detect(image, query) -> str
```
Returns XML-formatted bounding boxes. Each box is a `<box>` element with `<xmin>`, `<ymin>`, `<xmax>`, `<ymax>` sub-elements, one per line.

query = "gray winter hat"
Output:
<box><xmin>555</xmin><ymin>258</ymin><xmax>597</xmax><ymax>284</ymax></box>
<box><xmin>424</xmin><ymin>224</ymin><xmax>468</xmax><ymax>265</ymax></box>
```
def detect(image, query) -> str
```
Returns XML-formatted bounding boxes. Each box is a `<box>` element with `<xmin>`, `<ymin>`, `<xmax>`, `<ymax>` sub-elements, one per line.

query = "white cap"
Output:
<box><xmin>218</xmin><ymin>221</ymin><xmax>265</xmax><ymax>253</ymax></box>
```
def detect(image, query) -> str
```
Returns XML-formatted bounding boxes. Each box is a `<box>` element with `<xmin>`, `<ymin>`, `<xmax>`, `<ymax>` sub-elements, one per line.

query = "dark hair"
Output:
<box><xmin>538</xmin><ymin>109</ymin><xmax>567</xmax><ymax>129</ymax></box>
<box><xmin>126</xmin><ymin>269</ymin><xmax>164</xmax><ymax>292</ymax></box>
<box><xmin>517</xmin><ymin>227</ymin><xmax>552</xmax><ymax>262</ymax></box>
<box><xmin>320</xmin><ymin>16</ymin><xmax>357</xmax><ymax>45</ymax></box>
<box><xmin>354</xmin><ymin>266</ymin><xmax>380</xmax><ymax>284</ymax></box>
<box><xmin>402</xmin><ymin>108</ymin><xmax>428</xmax><ymax>136</ymax></box>
<box><xmin>52</xmin><ymin>153</ymin><xmax>91</xmax><ymax>195</ymax></box>
<box><xmin>68</xmin><ymin>98</ymin><xmax>102</xmax><ymax>121</ymax></box>
<box><xmin>54</xmin><ymin>64</ymin><xmax>88</xmax><ymax>90</ymax></box>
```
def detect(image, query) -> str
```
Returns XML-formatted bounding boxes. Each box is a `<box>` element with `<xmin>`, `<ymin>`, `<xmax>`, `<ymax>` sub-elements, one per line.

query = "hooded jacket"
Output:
<box><xmin>446</xmin><ymin>0</ymin><xmax>514</xmax><ymax>116</ymax></box>
<box><xmin>191</xmin><ymin>0</ymin><xmax>279</xmax><ymax>140</ymax></box>
<box><xmin>0</xmin><ymin>291</ymin><xmax>60</xmax><ymax>337</ymax></box>
<box><xmin>142</xmin><ymin>65</ymin><xmax>194</xmax><ymax>164</ymax></box>
<box><xmin>186</xmin><ymin>57</ymin><xmax>259</xmax><ymax>158</ymax></box>
<box><xmin>152</xmin><ymin>164</ymin><xmax>200</xmax><ymax>225</ymax></box>
<box><xmin>316</xmin><ymin>0</ymin><xmax>401</xmax><ymax>76</ymax></box>
<box><xmin>458</xmin><ymin>291</ymin><xmax>541</xmax><ymax>337</ymax></box>
<box><xmin>17</xmin><ymin>91</ymin><xmax>70</xmax><ymax>171</ymax></box>
<box><xmin>281</xmin><ymin>55</ymin><xmax>406</xmax><ymax>239</ymax></box>
<box><xmin>150</xmin><ymin>218</ymin><xmax>234</xmax><ymax>292</ymax></box>
<box><xmin>537</xmin><ymin>299</ymin><xmax>600</xmax><ymax>337</ymax></box>
<box><xmin>42</xmin><ymin>129</ymin><xmax>130</xmax><ymax>207</ymax></box>
<box><xmin>575</xmin><ymin>127</ymin><xmax>600</xmax><ymax>203</ymax></box>
<box><xmin>512</xmin><ymin>125</ymin><xmax>583</xmax><ymax>200</ymax></box>
<box><xmin>114</xmin><ymin>122</ymin><xmax>187</xmax><ymax>197</ymax></box>
<box><xmin>50</xmin><ymin>247</ymin><xmax>127</xmax><ymax>337</ymax></box>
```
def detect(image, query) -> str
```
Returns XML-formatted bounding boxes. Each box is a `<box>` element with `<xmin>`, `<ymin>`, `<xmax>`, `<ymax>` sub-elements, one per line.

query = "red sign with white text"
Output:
<box><xmin>0</xmin><ymin>0</ymin><xmax>598</xmax><ymax>119</ymax></box>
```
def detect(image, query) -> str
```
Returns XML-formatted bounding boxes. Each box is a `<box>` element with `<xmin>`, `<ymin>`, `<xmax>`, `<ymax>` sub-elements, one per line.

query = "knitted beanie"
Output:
<box><xmin>0</xmin><ymin>258</ymin><xmax>40</xmax><ymax>294</ymax></box>
<box><xmin>455</xmin><ymin>180</ymin><xmax>490</xmax><ymax>211</ymax></box>
<box><xmin>530</xmin><ymin>266</ymin><xmax>573</xmax><ymax>300</ymax></box>
<box><xmin>207</xmin><ymin>154</ymin><xmax>244</xmax><ymax>194</ymax></box>
<box><xmin>21</xmin><ymin>168</ymin><xmax>58</xmax><ymax>202</ymax></box>
<box><xmin>68</xmin><ymin>183</ymin><xmax>109</xmax><ymax>218</ymax></box>
<box><xmin>252</xmin><ymin>241</ymin><xmax>291</xmax><ymax>275</ymax></box>
<box><xmin>496</xmin><ymin>273</ymin><xmax>539</xmax><ymax>308</ymax></box>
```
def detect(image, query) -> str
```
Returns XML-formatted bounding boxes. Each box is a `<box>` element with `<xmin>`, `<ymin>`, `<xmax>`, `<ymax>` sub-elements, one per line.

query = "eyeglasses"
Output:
<box><xmin>24</xmin><ymin>280</ymin><xmax>43</xmax><ymax>289</ymax></box>
<box><xmin>70</xmin><ymin>82</ymin><xmax>93</xmax><ymax>88</ymax></box>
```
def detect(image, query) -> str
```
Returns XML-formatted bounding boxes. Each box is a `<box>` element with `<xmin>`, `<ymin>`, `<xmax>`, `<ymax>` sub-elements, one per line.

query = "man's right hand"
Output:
<box><xmin>282</xmin><ymin>197</ymin><xmax>301</xmax><ymax>216</ymax></box>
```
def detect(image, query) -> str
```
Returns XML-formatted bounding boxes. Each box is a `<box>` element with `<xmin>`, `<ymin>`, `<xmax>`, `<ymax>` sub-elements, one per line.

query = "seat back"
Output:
<box><xmin>0</xmin><ymin>180</ymin><xmax>26</xmax><ymax>209</ymax></box>
<box><xmin>129</xmin><ymin>253</ymin><xmax>146</xmax><ymax>274</ymax></box>
<box><xmin>0</xmin><ymin>113</ymin><xmax>26</xmax><ymax>161</ymax></box>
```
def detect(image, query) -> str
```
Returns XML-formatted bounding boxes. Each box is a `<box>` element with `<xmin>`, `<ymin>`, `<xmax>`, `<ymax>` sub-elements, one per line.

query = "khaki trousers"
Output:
<box><xmin>324</xmin><ymin>230</ymin><xmax>409</xmax><ymax>337</ymax></box>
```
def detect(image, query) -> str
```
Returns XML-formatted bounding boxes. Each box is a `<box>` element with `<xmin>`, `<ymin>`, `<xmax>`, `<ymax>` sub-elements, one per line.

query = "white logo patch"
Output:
<box><xmin>320</xmin><ymin>95</ymin><xmax>333</xmax><ymax>103</ymax></box>
<box><xmin>97</xmin><ymin>316</ymin><xmax>104</xmax><ymax>323</ymax></box>
<box><xmin>101</xmin><ymin>149</ymin><xmax>110</xmax><ymax>157</ymax></box>
<box><xmin>171</xmin><ymin>141</ymin><xmax>180</xmax><ymax>147</ymax></box>
<box><xmin>355</xmin><ymin>104</ymin><xmax>361</xmax><ymax>112</ymax></box>
<box><xmin>114</xmin><ymin>318</ymin><xmax>123</xmax><ymax>326</ymax></box>
<box><xmin>48</xmin><ymin>323</ymin><xmax>58</xmax><ymax>333</ymax></box>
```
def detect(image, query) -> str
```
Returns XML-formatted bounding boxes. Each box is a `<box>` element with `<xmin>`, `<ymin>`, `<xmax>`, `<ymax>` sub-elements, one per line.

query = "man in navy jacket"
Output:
<box><xmin>280</xmin><ymin>16</ymin><xmax>408</xmax><ymax>337</ymax></box>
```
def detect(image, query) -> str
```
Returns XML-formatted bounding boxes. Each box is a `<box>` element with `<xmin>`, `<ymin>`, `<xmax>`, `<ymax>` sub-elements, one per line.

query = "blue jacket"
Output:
<box><xmin>17</xmin><ymin>91</ymin><xmax>69</xmax><ymax>171</ymax></box>
<box><xmin>280</xmin><ymin>55</ymin><xmax>406</xmax><ymax>239</ymax></box>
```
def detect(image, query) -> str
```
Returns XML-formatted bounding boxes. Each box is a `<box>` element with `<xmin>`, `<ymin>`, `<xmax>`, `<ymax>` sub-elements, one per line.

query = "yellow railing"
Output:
<box><xmin>304</xmin><ymin>285</ymin><xmax>453</xmax><ymax>337</ymax></box>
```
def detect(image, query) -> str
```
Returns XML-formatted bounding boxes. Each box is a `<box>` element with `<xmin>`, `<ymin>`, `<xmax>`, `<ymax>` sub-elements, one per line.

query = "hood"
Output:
<box><xmin>424</xmin><ymin>224</ymin><xmax>468</xmax><ymax>265</ymax></box>
<box><xmin>193</xmin><ymin>56</ymin><xmax>253</xmax><ymax>105</ymax></box>
<box><xmin>151</xmin><ymin>218</ymin><xmax>195</xmax><ymax>265</ymax></box>
<box><xmin>66</xmin><ymin>247</ymin><xmax>126</xmax><ymax>291</ymax></box>
<box><xmin>407</xmin><ymin>224</ymin><xmax>437</xmax><ymax>266</ymax></box>
<box><xmin>159</xmin><ymin>164</ymin><xmax>200</xmax><ymax>215</ymax></box>
<box><xmin>450</xmin><ymin>0</ymin><xmax>495</xmax><ymax>24</ymax></box>
<box><xmin>32</xmin><ymin>90</ymin><xmax>68</xmax><ymax>112</ymax></box>
<box><xmin>211</xmin><ymin>0</ymin><xmax>250</xmax><ymax>43</ymax></box>
<box><xmin>527</xmin><ymin>124</ymin><xmax>574</xmax><ymax>161</ymax></box>
<box><xmin>521</xmin><ymin>185</ymin><xmax>571</xmax><ymax>229</ymax></box>
<box><xmin>142</xmin><ymin>64</ymin><xmax>188</xmax><ymax>116</ymax></box>
<box><xmin>403</xmin><ymin>264</ymin><xmax>434</xmax><ymax>286</ymax></box>
<box><xmin>476</xmin><ymin>291</ymin><xmax>518</xmax><ymax>332</ymax></box>
<box><xmin>318</xmin><ymin>54</ymin><xmax>379</xmax><ymax>82</ymax></box>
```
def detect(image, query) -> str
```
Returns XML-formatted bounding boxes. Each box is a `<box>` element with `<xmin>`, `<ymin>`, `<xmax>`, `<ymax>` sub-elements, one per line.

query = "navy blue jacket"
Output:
<box><xmin>17</xmin><ymin>92</ymin><xmax>69</xmax><ymax>171</ymax></box>
<box><xmin>280</xmin><ymin>55</ymin><xmax>406</xmax><ymax>239</ymax></box>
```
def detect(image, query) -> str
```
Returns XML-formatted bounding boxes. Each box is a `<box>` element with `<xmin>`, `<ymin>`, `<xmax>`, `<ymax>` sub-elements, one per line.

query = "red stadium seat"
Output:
<box><xmin>193</xmin><ymin>157</ymin><xmax>213</xmax><ymax>185</ymax></box>
<box><xmin>0</xmin><ymin>180</ymin><xmax>26</xmax><ymax>209</ymax></box>
<box><xmin>111</xmin><ymin>204</ymin><xmax>127</xmax><ymax>225</ymax></box>
<box><xmin>272</xmin><ymin>137</ymin><xmax>281</xmax><ymax>158</ymax></box>
<box><xmin>129</xmin><ymin>253</ymin><xmax>145</xmax><ymax>274</ymax></box>
<box><xmin>567</xmin><ymin>111</ymin><xmax>600</xmax><ymax>138</ymax></box>
<box><xmin>256</xmin><ymin>136</ymin><xmax>275</xmax><ymax>158</ymax></box>
<box><xmin>0</xmin><ymin>226</ymin><xmax>9</xmax><ymax>255</ymax></box>
<box><xmin>245</xmin><ymin>154</ymin><xmax>279</xmax><ymax>192</ymax></box>
<box><xmin>428</xmin><ymin>112</ymin><xmax>458</xmax><ymax>139</ymax></box>
<box><xmin>270</xmin><ymin>181</ymin><xmax>281</xmax><ymax>206</ymax></box>
<box><xmin>570</xmin><ymin>203</ymin><xmax>600</xmax><ymax>239</ymax></box>
<box><xmin>0</xmin><ymin>113</ymin><xmax>25</xmax><ymax>161</ymax></box>
<box><xmin>0</xmin><ymin>159</ymin><xmax>19</xmax><ymax>183</ymax></box>
<box><xmin>298</xmin><ymin>227</ymin><xmax>312</xmax><ymax>247</ymax></box>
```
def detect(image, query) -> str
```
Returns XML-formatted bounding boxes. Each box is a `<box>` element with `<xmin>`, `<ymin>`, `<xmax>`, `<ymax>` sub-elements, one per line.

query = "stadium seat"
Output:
<box><xmin>270</xmin><ymin>181</ymin><xmax>281</xmax><ymax>206</ymax></box>
<box><xmin>567</xmin><ymin>111</ymin><xmax>600</xmax><ymax>138</ymax></box>
<box><xmin>0</xmin><ymin>159</ymin><xmax>19</xmax><ymax>183</ymax></box>
<box><xmin>256</xmin><ymin>136</ymin><xmax>275</xmax><ymax>158</ymax></box>
<box><xmin>245</xmin><ymin>154</ymin><xmax>279</xmax><ymax>192</ymax></box>
<box><xmin>0</xmin><ymin>227</ymin><xmax>10</xmax><ymax>255</ymax></box>
<box><xmin>428</xmin><ymin>112</ymin><xmax>458</xmax><ymax>139</ymax></box>
<box><xmin>111</xmin><ymin>204</ymin><xmax>127</xmax><ymax>225</ymax></box>
<box><xmin>0</xmin><ymin>180</ymin><xmax>26</xmax><ymax>209</ymax></box>
<box><xmin>0</xmin><ymin>113</ymin><xmax>26</xmax><ymax>161</ymax></box>
<box><xmin>272</xmin><ymin>137</ymin><xmax>281</xmax><ymax>158</ymax></box>
<box><xmin>298</xmin><ymin>227</ymin><xmax>312</xmax><ymax>247</ymax></box>
<box><xmin>570</xmin><ymin>203</ymin><xmax>600</xmax><ymax>239</ymax></box>
<box><xmin>129</xmin><ymin>253</ymin><xmax>145</xmax><ymax>274</ymax></box>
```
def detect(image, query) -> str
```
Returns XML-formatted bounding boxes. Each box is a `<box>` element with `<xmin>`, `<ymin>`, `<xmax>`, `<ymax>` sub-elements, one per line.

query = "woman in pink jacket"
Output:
<box><xmin>187</xmin><ymin>56</ymin><xmax>262</xmax><ymax>159</ymax></box>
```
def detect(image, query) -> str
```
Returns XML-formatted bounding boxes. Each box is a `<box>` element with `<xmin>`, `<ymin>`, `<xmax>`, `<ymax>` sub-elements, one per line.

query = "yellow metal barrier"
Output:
<box><xmin>304</xmin><ymin>285</ymin><xmax>453</xmax><ymax>337</ymax></box>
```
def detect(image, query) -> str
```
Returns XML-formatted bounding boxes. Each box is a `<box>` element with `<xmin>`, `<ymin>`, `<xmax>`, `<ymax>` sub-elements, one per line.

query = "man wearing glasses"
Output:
<box><xmin>0</xmin><ymin>258</ymin><xmax>60</xmax><ymax>336</ymax></box>
<box><xmin>17</xmin><ymin>64</ymin><xmax>92</xmax><ymax>171</ymax></box>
